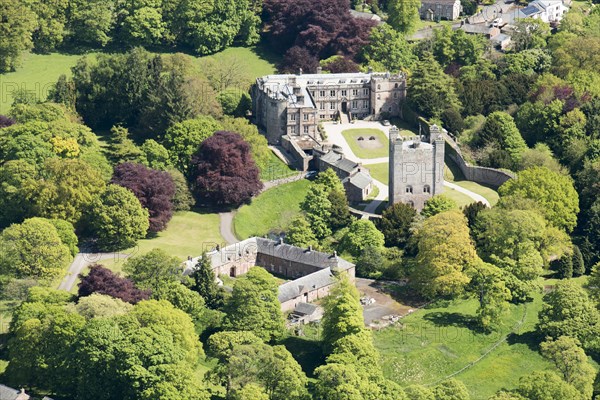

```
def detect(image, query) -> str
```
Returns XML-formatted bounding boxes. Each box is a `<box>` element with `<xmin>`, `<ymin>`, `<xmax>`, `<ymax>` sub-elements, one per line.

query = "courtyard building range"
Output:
<box><xmin>186</xmin><ymin>237</ymin><xmax>355</xmax><ymax>312</ymax></box>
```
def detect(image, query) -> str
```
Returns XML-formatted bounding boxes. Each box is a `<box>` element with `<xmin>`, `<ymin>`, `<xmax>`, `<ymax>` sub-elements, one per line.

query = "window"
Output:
<box><xmin>377</xmin><ymin>94</ymin><xmax>381</xmax><ymax>100</ymax></box>
<box><xmin>363</xmin><ymin>88</ymin><xmax>369</xmax><ymax>95</ymax></box>
<box><xmin>341</xmin><ymin>90</ymin><xmax>347</xmax><ymax>96</ymax></box>
<box><xmin>319</xmin><ymin>90</ymin><xmax>325</xmax><ymax>97</ymax></box>
<box><xmin>393</xmin><ymin>92</ymin><xmax>398</xmax><ymax>99</ymax></box>
<box><xmin>352</xmin><ymin>100</ymin><xmax>358</xmax><ymax>109</ymax></box>
<box><xmin>311</xmin><ymin>91</ymin><xmax>315</xmax><ymax>97</ymax></box>
<box><xmin>388</xmin><ymin>106</ymin><xmax>392</xmax><ymax>111</ymax></box>
<box><xmin>352</xmin><ymin>89</ymin><xmax>358</xmax><ymax>96</ymax></box>
<box><xmin>304</xmin><ymin>126</ymin><xmax>309</xmax><ymax>134</ymax></box>
<box><xmin>291</xmin><ymin>126</ymin><xmax>297</xmax><ymax>134</ymax></box>
<box><xmin>330</xmin><ymin>90</ymin><xmax>336</xmax><ymax>97</ymax></box>
<box><xmin>395</xmin><ymin>83</ymin><xmax>399</xmax><ymax>88</ymax></box>
<box><xmin>303</xmin><ymin>113</ymin><xmax>309</xmax><ymax>121</ymax></box>
<box><xmin>377</xmin><ymin>84</ymin><xmax>381</xmax><ymax>89</ymax></box>
<box><xmin>363</xmin><ymin>100</ymin><xmax>369</xmax><ymax>109</ymax></box>
<box><xmin>405</xmin><ymin>186</ymin><xmax>413</xmax><ymax>194</ymax></box>
<box><xmin>320</xmin><ymin>102</ymin><xmax>325</xmax><ymax>110</ymax></box>
<box><xmin>330</xmin><ymin>102</ymin><xmax>336</xmax><ymax>110</ymax></box>
<box><xmin>320</xmin><ymin>114</ymin><xmax>325</xmax><ymax>119</ymax></box>
<box><xmin>424</xmin><ymin>185</ymin><xmax>431</xmax><ymax>194</ymax></box>
<box><xmin>290</xmin><ymin>114</ymin><xmax>296</xmax><ymax>121</ymax></box>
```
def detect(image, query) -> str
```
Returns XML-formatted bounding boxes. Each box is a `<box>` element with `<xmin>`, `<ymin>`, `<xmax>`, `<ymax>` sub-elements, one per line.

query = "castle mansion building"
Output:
<box><xmin>252</xmin><ymin>71</ymin><xmax>407</xmax><ymax>144</ymax></box>
<box><xmin>389</xmin><ymin>125</ymin><xmax>445</xmax><ymax>210</ymax></box>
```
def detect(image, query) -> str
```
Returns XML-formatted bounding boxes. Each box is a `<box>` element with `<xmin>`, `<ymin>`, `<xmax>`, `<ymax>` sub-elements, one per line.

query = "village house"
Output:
<box><xmin>516</xmin><ymin>0</ymin><xmax>569</xmax><ymax>23</ymax></box>
<box><xmin>420</xmin><ymin>0</ymin><xmax>462</xmax><ymax>21</ymax></box>
<box><xmin>185</xmin><ymin>237</ymin><xmax>355</xmax><ymax>312</ymax></box>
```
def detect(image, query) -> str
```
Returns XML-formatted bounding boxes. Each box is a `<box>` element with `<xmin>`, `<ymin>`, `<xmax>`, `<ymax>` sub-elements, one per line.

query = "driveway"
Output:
<box><xmin>58</xmin><ymin>252</ymin><xmax>130</xmax><ymax>292</ymax></box>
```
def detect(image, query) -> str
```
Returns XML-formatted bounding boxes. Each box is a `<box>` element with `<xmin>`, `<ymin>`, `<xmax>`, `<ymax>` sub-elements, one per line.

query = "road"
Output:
<box><xmin>219</xmin><ymin>212</ymin><xmax>239</xmax><ymax>245</ymax></box>
<box><xmin>58</xmin><ymin>252</ymin><xmax>130</xmax><ymax>292</ymax></box>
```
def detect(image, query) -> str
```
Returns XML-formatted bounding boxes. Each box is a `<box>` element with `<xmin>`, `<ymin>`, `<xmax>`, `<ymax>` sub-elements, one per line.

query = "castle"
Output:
<box><xmin>389</xmin><ymin>125</ymin><xmax>445</xmax><ymax>210</ymax></box>
<box><xmin>252</xmin><ymin>70</ymin><xmax>407</xmax><ymax>144</ymax></box>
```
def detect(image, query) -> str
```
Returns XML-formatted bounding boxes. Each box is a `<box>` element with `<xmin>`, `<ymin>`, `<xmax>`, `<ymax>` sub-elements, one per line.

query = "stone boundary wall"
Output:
<box><xmin>281</xmin><ymin>135</ymin><xmax>312</xmax><ymax>171</ymax></box>
<box><xmin>443</xmin><ymin>134</ymin><xmax>515</xmax><ymax>189</ymax></box>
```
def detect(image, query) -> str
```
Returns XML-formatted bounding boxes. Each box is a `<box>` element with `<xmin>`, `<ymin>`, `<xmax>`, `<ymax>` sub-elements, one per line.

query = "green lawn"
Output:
<box><xmin>342</xmin><ymin>128</ymin><xmax>389</xmax><ymax>159</ymax></box>
<box><xmin>442</xmin><ymin>187</ymin><xmax>480</xmax><ymax>208</ymax></box>
<box><xmin>234</xmin><ymin>180</ymin><xmax>311</xmax><ymax>239</ymax></box>
<box><xmin>1</xmin><ymin>45</ymin><xmax>277</xmax><ymax>114</ymax></box>
<box><xmin>261</xmin><ymin>150</ymin><xmax>297</xmax><ymax>182</ymax></box>
<box><xmin>0</xmin><ymin>52</ymin><xmax>97</xmax><ymax>114</ymax></box>
<box><xmin>452</xmin><ymin>181</ymin><xmax>500</xmax><ymax>206</ymax></box>
<box><xmin>374</xmin><ymin>288</ymin><xmax>554</xmax><ymax>399</ymax></box>
<box><xmin>368</xmin><ymin>162</ymin><xmax>389</xmax><ymax>185</ymax></box>
<box><xmin>197</xmin><ymin>46</ymin><xmax>279</xmax><ymax>89</ymax></box>
<box><xmin>101</xmin><ymin>210</ymin><xmax>224</xmax><ymax>274</ymax></box>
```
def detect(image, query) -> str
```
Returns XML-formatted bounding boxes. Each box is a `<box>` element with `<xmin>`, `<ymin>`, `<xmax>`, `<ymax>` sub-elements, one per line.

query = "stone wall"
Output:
<box><xmin>281</xmin><ymin>135</ymin><xmax>312</xmax><ymax>171</ymax></box>
<box><xmin>444</xmin><ymin>139</ymin><xmax>515</xmax><ymax>188</ymax></box>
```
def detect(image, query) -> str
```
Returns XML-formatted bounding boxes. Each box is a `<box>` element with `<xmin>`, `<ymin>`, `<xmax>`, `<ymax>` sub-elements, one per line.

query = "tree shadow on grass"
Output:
<box><xmin>423</xmin><ymin>311</ymin><xmax>482</xmax><ymax>332</ymax></box>
<box><xmin>280</xmin><ymin>336</ymin><xmax>325</xmax><ymax>378</ymax></box>
<box><xmin>506</xmin><ymin>330</ymin><xmax>544</xmax><ymax>352</ymax></box>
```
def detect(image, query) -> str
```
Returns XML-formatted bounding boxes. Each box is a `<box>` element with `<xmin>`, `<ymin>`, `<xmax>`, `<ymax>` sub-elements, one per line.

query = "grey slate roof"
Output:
<box><xmin>278</xmin><ymin>268</ymin><xmax>336</xmax><ymax>303</ymax></box>
<box><xmin>294</xmin><ymin>302</ymin><xmax>318</xmax><ymax>316</ymax></box>
<box><xmin>336</xmin><ymin>158</ymin><xmax>359</xmax><ymax>174</ymax></box>
<box><xmin>0</xmin><ymin>385</ymin><xmax>28</xmax><ymax>400</ymax></box>
<box><xmin>185</xmin><ymin>237</ymin><xmax>354</xmax><ymax>275</ymax></box>
<box><xmin>345</xmin><ymin>171</ymin><xmax>373</xmax><ymax>190</ymax></box>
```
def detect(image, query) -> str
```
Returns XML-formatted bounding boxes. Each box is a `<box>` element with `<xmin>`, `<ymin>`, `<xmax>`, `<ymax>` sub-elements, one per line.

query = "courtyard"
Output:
<box><xmin>341</xmin><ymin>128</ymin><xmax>389</xmax><ymax>159</ymax></box>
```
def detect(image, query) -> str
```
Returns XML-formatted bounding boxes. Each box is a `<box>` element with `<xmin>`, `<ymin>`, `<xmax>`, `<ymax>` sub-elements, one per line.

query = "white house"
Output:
<box><xmin>517</xmin><ymin>0</ymin><xmax>568</xmax><ymax>23</ymax></box>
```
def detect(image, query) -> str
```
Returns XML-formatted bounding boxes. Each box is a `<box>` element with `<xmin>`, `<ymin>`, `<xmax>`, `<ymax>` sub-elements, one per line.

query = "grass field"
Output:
<box><xmin>0</xmin><ymin>46</ymin><xmax>277</xmax><ymax>114</ymax></box>
<box><xmin>261</xmin><ymin>150</ymin><xmax>297</xmax><ymax>182</ymax></box>
<box><xmin>443</xmin><ymin>187</ymin><xmax>480</xmax><ymax>208</ymax></box>
<box><xmin>101</xmin><ymin>210</ymin><xmax>224</xmax><ymax>275</ymax></box>
<box><xmin>234</xmin><ymin>180</ymin><xmax>311</xmax><ymax>239</ymax></box>
<box><xmin>453</xmin><ymin>181</ymin><xmax>500</xmax><ymax>206</ymax></box>
<box><xmin>374</xmin><ymin>288</ymin><xmax>553</xmax><ymax>399</ymax></box>
<box><xmin>342</xmin><ymin>128</ymin><xmax>389</xmax><ymax>159</ymax></box>
<box><xmin>0</xmin><ymin>52</ymin><xmax>97</xmax><ymax>114</ymax></box>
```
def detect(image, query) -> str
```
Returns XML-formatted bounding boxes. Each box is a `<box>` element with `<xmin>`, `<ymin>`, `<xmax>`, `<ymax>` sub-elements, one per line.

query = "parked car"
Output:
<box><xmin>305</xmin><ymin>170</ymin><xmax>318</xmax><ymax>179</ymax></box>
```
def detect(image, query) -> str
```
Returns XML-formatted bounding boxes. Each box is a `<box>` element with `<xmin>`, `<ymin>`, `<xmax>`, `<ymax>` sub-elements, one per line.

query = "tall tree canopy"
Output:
<box><xmin>499</xmin><ymin>167</ymin><xmax>579</xmax><ymax>232</ymax></box>
<box><xmin>111</xmin><ymin>162</ymin><xmax>176</xmax><ymax>232</ymax></box>
<box><xmin>191</xmin><ymin>131</ymin><xmax>262</xmax><ymax>206</ymax></box>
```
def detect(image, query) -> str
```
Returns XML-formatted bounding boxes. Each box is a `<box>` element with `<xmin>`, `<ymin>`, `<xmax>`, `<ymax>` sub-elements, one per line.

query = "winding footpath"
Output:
<box><xmin>58</xmin><ymin>251</ymin><xmax>130</xmax><ymax>292</ymax></box>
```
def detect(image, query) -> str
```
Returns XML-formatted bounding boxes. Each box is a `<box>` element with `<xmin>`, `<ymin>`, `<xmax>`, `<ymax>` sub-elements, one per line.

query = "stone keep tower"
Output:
<box><xmin>388</xmin><ymin>125</ymin><xmax>445</xmax><ymax>210</ymax></box>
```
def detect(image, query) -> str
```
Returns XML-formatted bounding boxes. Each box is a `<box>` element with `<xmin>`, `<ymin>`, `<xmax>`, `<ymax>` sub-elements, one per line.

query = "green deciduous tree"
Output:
<box><xmin>47</xmin><ymin>218</ymin><xmax>78</xmax><ymax>257</ymax></box>
<box><xmin>123</xmin><ymin>248</ymin><xmax>182</xmax><ymax>291</ymax></box>
<box><xmin>469</xmin><ymin>262</ymin><xmax>511</xmax><ymax>332</ymax></box>
<box><xmin>224</xmin><ymin>267</ymin><xmax>285</xmax><ymax>341</ymax></box>
<box><xmin>516</xmin><ymin>371</ymin><xmax>581</xmax><ymax>400</ymax></box>
<box><xmin>0</xmin><ymin>217</ymin><xmax>71</xmax><ymax>281</ymax></box>
<box><xmin>87</xmin><ymin>184</ymin><xmax>149</xmax><ymax>251</ymax></box>
<box><xmin>421</xmin><ymin>194</ymin><xmax>457</xmax><ymax>218</ymax></box>
<box><xmin>0</xmin><ymin>0</ymin><xmax>36</xmax><ymax>72</ymax></box>
<box><xmin>538</xmin><ymin>280</ymin><xmax>600</xmax><ymax>351</ymax></box>
<box><xmin>321</xmin><ymin>274</ymin><xmax>364</xmax><ymax>350</ymax></box>
<box><xmin>341</xmin><ymin>219</ymin><xmax>385</xmax><ymax>257</ymax></box>
<box><xmin>540</xmin><ymin>336</ymin><xmax>595</xmax><ymax>399</ymax></box>
<box><xmin>75</xmin><ymin>293</ymin><xmax>133</xmax><ymax>319</ymax></box>
<box><xmin>286</xmin><ymin>215</ymin><xmax>319</xmax><ymax>249</ymax></box>
<box><xmin>361</xmin><ymin>23</ymin><xmax>416</xmax><ymax>72</ymax></box>
<box><xmin>0</xmin><ymin>160</ymin><xmax>37</xmax><ymax>228</ymax></box>
<box><xmin>412</xmin><ymin>210</ymin><xmax>478</xmax><ymax>299</ymax></box>
<box><xmin>433</xmin><ymin>379</ymin><xmax>470</xmax><ymax>400</ymax></box>
<box><xmin>499</xmin><ymin>167</ymin><xmax>579</xmax><ymax>232</ymax></box>
<box><xmin>33</xmin><ymin>158</ymin><xmax>106</xmax><ymax>226</ymax></box>
<box><xmin>167</xmin><ymin>168</ymin><xmax>195</xmax><ymax>211</ymax></box>
<box><xmin>301</xmin><ymin>183</ymin><xmax>332</xmax><ymax>239</ymax></box>
<box><xmin>387</xmin><ymin>0</ymin><xmax>421</xmax><ymax>34</ymax></box>
<box><xmin>163</xmin><ymin>116</ymin><xmax>222</xmax><ymax>173</ymax></box>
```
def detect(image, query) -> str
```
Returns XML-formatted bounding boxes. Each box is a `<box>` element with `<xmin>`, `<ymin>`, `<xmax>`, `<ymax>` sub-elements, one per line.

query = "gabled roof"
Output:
<box><xmin>344</xmin><ymin>171</ymin><xmax>373</xmax><ymax>190</ymax></box>
<box><xmin>336</xmin><ymin>158</ymin><xmax>360</xmax><ymax>173</ymax></box>
<box><xmin>0</xmin><ymin>385</ymin><xmax>29</xmax><ymax>400</ymax></box>
<box><xmin>294</xmin><ymin>302</ymin><xmax>318</xmax><ymax>316</ymax></box>
<box><xmin>278</xmin><ymin>268</ymin><xmax>337</xmax><ymax>303</ymax></box>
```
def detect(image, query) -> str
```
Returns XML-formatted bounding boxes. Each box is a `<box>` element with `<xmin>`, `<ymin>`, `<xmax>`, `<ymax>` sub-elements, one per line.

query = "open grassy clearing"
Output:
<box><xmin>100</xmin><ymin>210</ymin><xmax>223</xmax><ymax>275</ymax></box>
<box><xmin>442</xmin><ymin>186</ymin><xmax>480</xmax><ymax>208</ymax></box>
<box><xmin>234</xmin><ymin>180</ymin><xmax>311</xmax><ymax>239</ymax></box>
<box><xmin>342</xmin><ymin>128</ymin><xmax>389</xmax><ymax>159</ymax></box>
<box><xmin>374</xmin><ymin>287</ymin><xmax>553</xmax><ymax>399</ymax></box>
<box><xmin>0</xmin><ymin>52</ymin><xmax>98</xmax><ymax>114</ymax></box>
<box><xmin>0</xmin><ymin>46</ymin><xmax>277</xmax><ymax>114</ymax></box>
<box><xmin>260</xmin><ymin>150</ymin><xmax>297</xmax><ymax>181</ymax></box>
<box><xmin>453</xmin><ymin>181</ymin><xmax>500</xmax><ymax>206</ymax></box>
